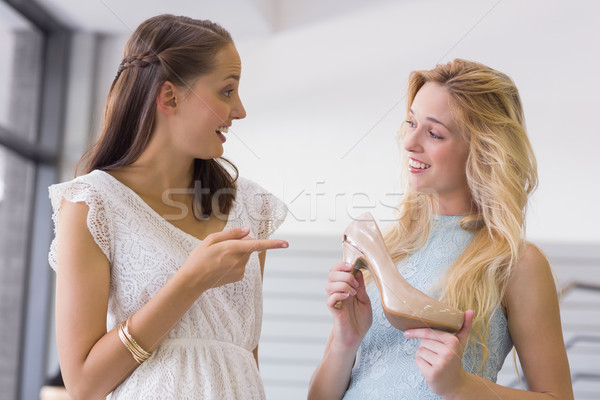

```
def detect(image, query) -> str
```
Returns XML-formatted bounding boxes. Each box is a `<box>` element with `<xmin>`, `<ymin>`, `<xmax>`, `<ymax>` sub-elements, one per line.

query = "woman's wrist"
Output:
<box><xmin>329</xmin><ymin>333</ymin><xmax>361</xmax><ymax>357</ymax></box>
<box><xmin>443</xmin><ymin>371</ymin><xmax>477</xmax><ymax>400</ymax></box>
<box><xmin>174</xmin><ymin>264</ymin><xmax>209</xmax><ymax>299</ymax></box>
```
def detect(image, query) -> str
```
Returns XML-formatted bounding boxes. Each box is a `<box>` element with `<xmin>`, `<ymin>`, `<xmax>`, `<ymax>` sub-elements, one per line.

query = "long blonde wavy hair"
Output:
<box><xmin>384</xmin><ymin>59</ymin><xmax>538</xmax><ymax>370</ymax></box>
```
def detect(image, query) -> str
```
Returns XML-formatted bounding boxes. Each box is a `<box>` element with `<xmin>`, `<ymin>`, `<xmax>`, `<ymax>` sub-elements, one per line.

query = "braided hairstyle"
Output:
<box><xmin>114</xmin><ymin>52</ymin><xmax>160</xmax><ymax>79</ymax></box>
<box><xmin>81</xmin><ymin>14</ymin><xmax>238</xmax><ymax>217</ymax></box>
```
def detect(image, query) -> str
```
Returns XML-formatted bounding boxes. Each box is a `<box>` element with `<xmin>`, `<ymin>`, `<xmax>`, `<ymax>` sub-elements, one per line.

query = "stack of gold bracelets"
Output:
<box><xmin>118</xmin><ymin>319</ymin><xmax>152</xmax><ymax>364</ymax></box>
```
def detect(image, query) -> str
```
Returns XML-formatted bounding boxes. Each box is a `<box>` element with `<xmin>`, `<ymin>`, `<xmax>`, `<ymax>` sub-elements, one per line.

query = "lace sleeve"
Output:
<box><xmin>48</xmin><ymin>179</ymin><xmax>112</xmax><ymax>270</ymax></box>
<box><xmin>239</xmin><ymin>178</ymin><xmax>287</xmax><ymax>240</ymax></box>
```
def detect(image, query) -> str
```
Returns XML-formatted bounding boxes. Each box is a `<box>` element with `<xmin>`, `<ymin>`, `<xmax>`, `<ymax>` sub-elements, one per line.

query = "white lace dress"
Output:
<box><xmin>48</xmin><ymin>170</ymin><xmax>287</xmax><ymax>399</ymax></box>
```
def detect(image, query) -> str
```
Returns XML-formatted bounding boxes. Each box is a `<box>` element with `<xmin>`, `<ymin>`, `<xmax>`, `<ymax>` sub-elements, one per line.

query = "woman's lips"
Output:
<box><xmin>408</xmin><ymin>157</ymin><xmax>431</xmax><ymax>173</ymax></box>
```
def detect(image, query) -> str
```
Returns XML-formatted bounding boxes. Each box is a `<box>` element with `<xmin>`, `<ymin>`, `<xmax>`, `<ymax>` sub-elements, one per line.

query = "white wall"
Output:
<box><xmin>234</xmin><ymin>0</ymin><xmax>600</xmax><ymax>243</ymax></box>
<box><xmin>54</xmin><ymin>3</ymin><xmax>600</xmax><ymax>397</ymax></box>
<box><xmin>88</xmin><ymin>0</ymin><xmax>600</xmax><ymax>244</ymax></box>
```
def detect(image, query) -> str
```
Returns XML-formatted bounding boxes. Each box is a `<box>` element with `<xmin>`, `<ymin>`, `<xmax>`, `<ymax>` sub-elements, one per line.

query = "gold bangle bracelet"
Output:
<box><xmin>119</xmin><ymin>320</ymin><xmax>151</xmax><ymax>364</ymax></box>
<box><xmin>118</xmin><ymin>319</ymin><xmax>152</xmax><ymax>364</ymax></box>
<box><xmin>122</xmin><ymin>319</ymin><xmax>152</xmax><ymax>363</ymax></box>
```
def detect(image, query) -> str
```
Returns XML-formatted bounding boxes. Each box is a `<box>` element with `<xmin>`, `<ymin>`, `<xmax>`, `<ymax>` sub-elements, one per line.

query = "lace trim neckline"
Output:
<box><xmin>94</xmin><ymin>170</ymin><xmax>234</xmax><ymax>242</ymax></box>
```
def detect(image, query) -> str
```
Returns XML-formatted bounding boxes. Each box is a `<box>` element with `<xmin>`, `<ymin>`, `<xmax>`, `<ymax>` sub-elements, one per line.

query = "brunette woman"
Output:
<box><xmin>49</xmin><ymin>14</ymin><xmax>287</xmax><ymax>400</ymax></box>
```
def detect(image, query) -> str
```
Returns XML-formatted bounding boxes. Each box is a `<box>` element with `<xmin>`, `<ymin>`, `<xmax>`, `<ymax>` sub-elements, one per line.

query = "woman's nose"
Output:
<box><xmin>403</xmin><ymin>126</ymin><xmax>422</xmax><ymax>153</ymax></box>
<box><xmin>232</xmin><ymin>96</ymin><xmax>246</xmax><ymax>120</ymax></box>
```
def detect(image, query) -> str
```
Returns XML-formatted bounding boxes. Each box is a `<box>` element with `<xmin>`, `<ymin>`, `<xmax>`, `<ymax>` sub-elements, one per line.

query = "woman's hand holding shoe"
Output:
<box><xmin>326</xmin><ymin>261</ymin><xmax>373</xmax><ymax>350</ymax></box>
<box><xmin>405</xmin><ymin>310</ymin><xmax>475</xmax><ymax>398</ymax></box>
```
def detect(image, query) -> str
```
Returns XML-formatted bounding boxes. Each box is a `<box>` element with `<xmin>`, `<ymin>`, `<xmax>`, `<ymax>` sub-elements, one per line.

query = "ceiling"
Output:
<box><xmin>34</xmin><ymin>0</ymin><xmax>395</xmax><ymax>38</ymax></box>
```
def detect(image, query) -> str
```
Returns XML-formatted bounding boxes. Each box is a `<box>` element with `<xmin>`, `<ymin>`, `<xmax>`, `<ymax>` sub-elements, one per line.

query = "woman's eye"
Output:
<box><xmin>223</xmin><ymin>89</ymin><xmax>233</xmax><ymax>98</ymax></box>
<box><xmin>429</xmin><ymin>131</ymin><xmax>443</xmax><ymax>140</ymax></box>
<box><xmin>406</xmin><ymin>119</ymin><xmax>416</xmax><ymax>128</ymax></box>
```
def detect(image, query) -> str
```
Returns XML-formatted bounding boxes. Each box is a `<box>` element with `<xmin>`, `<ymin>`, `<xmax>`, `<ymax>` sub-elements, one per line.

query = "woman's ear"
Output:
<box><xmin>156</xmin><ymin>81</ymin><xmax>178</xmax><ymax>115</ymax></box>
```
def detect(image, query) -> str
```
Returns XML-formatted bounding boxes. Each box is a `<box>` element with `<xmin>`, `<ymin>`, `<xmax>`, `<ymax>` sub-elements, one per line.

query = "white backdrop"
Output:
<box><xmin>42</xmin><ymin>2</ymin><xmax>600</xmax><ymax>396</ymax></box>
<box><xmin>80</xmin><ymin>0</ymin><xmax>600</xmax><ymax>243</ymax></box>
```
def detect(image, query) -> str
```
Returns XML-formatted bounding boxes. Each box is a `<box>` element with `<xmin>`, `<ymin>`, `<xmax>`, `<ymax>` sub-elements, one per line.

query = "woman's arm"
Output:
<box><xmin>56</xmin><ymin>201</ymin><xmax>143</xmax><ymax>400</ymax></box>
<box><xmin>458</xmin><ymin>244</ymin><xmax>573</xmax><ymax>399</ymax></box>
<box><xmin>56</xmin><ymin>201</ymin><xmax>286</xmax><ymax>400</ymax></box>
<box><xmin>253</xmin><ymin>250</ymin><xmax>267</xmax><ymax>368</ymax></box>
<box><xmin>407</xmin><ymin>244</ymin><xmax>574</xmax><ymax>399</ymax></box>
<box><xmin>308</xmin><ymin>262</ymin><xmax>372</xmax><ymax>400</ymax></box>
<box><xmin>307</xmin><ymin>331</ymin><xmax>360</xmax><ymax>400</ymax></box>
<box><xmin>500</xmin><ymin>244</ymin><xmax>573</xmax><ymax>399</ymax></box>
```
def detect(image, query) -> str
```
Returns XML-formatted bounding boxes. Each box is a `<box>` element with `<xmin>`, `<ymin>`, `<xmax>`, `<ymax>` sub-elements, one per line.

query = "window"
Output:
<box><xmin>0</xmin><ymin>3</ymin><xmax>44</xmax><ymax>397</ymax></box>
<box><xmin>0</xmin><ymin>1</ymin><xmax>69</xmax><ymax>398</ymax></box>
<box><xmin>0</xmin><ymin>148</ymin><xmax>36</xmax><ymax>397</ymax></box>
<box><xmin>0</xmin><ymin>3</ymin><xmax>42</xmax><ymax>141</ymax></box>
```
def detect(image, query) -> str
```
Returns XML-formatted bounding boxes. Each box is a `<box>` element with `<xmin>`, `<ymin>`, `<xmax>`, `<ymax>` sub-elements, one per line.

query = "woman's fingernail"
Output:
<box><xmin>351</xmin><ymin>288</ymin><xmax>357</xmax><ymax>295</ymax></box>
<box><xmin>281</xmin><ymin>242</ymin><xmax>288</xmax><ymax>248</ymax></box>
<box><xmin>241</xmin><ymin>227</ymin><xmax>250</xmax><ymax>233</ymax></box>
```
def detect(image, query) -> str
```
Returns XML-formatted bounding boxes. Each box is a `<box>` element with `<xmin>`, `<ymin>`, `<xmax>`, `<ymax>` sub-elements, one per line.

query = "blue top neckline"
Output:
<box><xmin>432</xmin><ymin>214</ymin><xmax>464</xmax><ymax>221</ymax></box>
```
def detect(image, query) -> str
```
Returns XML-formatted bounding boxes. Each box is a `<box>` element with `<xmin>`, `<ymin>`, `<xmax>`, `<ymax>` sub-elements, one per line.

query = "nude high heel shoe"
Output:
<box><xmin>334</xmin><ymin>212</ymin><xmax>464</xmax><ymax>333</ymax></box>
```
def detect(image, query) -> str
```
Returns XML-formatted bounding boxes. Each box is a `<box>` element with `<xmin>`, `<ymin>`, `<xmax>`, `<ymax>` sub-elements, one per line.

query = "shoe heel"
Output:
<box><xmin>342</xmin><ymin>237</ymin><xmax>366</xmax><ymax>274</ymax></box>
<box><xmin>332</xmin><ymin>239</ymin><xmax>365</xmax><ymax>309</ymax></box>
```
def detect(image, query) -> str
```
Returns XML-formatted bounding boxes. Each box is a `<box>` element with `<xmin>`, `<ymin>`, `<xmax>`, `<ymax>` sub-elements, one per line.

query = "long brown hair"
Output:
<box><xmin>81</xmin><ymin>14</ymin><xmax>238</xmax><ymax>216</ymax></box>
<box><xmin>384</xmin><ymin>59</ymin><xmax>538</xmax><ymax>372</ymax></box>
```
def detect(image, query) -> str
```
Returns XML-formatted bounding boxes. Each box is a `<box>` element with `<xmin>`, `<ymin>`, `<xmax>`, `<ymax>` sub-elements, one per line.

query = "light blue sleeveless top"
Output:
<box><xmin>344</xmin><ymin>216</ymin><xmax>513</xmax><ymax>399</ymax></box>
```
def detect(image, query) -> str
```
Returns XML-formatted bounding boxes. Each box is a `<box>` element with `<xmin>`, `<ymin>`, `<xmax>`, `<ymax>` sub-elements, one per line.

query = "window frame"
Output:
<box><xmin>0</xmin><ymin>1</ymin><xmax>70</xmax><ymax>398</ymax></box>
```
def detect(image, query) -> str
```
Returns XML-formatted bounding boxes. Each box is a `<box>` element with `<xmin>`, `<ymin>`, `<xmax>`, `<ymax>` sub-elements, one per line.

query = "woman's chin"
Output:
<box><xmin>409</xmin><ymin>182</ymin><xmax>438</xmax><ymax>196</ymax></box>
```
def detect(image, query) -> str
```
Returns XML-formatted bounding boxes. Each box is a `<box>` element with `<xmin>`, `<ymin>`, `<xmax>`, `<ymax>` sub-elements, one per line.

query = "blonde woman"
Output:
<box><xmin>309</xmin><ymin>59</ymin><xmax>573</xmax><ymax>399</ymax></box>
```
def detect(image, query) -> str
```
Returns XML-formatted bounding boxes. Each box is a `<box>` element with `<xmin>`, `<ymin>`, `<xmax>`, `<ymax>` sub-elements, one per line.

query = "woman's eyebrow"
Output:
<box><xmin>409</xmin><ymin>108</ymin><xmax>450</xmax><ymax>130</ymax></box>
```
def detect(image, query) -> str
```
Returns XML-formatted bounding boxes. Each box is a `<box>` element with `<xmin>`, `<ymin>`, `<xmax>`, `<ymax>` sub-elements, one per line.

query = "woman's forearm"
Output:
<box><xmin>446</xmin><ymin>372</ymin><xmax>571</xmax><ymax>400</ymax></box>
<box><xmin>59</xmin><ymin>268</ymin><xmax>204</xmax><ymax>400</ymax></box>
<box><xmin>307</xmin><ymin>333</ymin><xmax>358</xmax><ymax>400</ymax></box>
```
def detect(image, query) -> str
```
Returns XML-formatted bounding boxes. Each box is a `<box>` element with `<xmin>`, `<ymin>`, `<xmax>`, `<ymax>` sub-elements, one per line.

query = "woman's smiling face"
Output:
<box><xmin>169</xmin><ymin>43</ymin><xmax>247</xmax><ymax>160</ymax></box>
<box><xmin>403</xmin><ymin>82</ymin><xmax>471</xmax><ymax>212</ymax></box>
